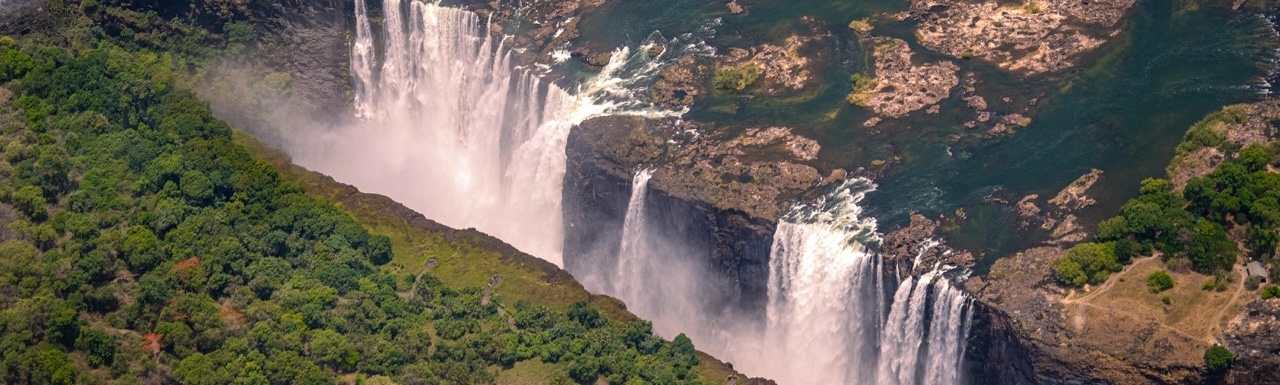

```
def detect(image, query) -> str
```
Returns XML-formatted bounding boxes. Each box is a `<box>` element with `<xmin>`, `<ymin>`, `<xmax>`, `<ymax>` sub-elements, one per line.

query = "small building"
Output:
<box><xmin>1248</xmin><ymin>261</ymin><xmax>1269</xmax><ymax>283</ymax></box>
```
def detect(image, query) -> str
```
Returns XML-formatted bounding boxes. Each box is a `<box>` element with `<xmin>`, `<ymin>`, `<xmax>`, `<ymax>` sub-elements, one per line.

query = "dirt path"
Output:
<box><xmin>1063</xmin><ymin>254</ymin><xmax>1249</xmax><ymax>344</ymax></box>
<box><xmin>1064</xmin><ymin>255</ymin><xmax>1159</xmax><ymax>304</ymax></box>
<box><xmin>1204</xmin><ymin>264</ymin><xmax>1248</xmax><ymax>340</ymax></box>
<box><xmin>397</xmin><ymin>256</ymin><xmax>442</xmax><ymax>299</ymax></box>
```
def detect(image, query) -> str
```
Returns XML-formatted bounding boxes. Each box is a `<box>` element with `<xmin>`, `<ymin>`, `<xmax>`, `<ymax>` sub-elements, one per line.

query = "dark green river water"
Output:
<box><xmin>575</xmin><ymin>0</ymin><xmax>1280</xmax><ymax>265</ymax></box>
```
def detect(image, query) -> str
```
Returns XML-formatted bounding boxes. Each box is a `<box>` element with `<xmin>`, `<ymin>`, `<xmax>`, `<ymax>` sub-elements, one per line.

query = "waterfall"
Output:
<box><xmin>739</xmin><ymin>179</ymin><xmax>973</xmax><ymax>385</ymax></box>
<box><xmin>614</xmin><ymin>169</ymin><xmax>654</xmax><ymax>301</ymax></box>
<box><xmin>292</xmin><ymin>0</ymin><xmax>687</xmax><ymax>266</ymax></box>
<box><xmin>591</xmin><ymin>168</ymin><xmax>714</xmax><ymax>339</ymax></box>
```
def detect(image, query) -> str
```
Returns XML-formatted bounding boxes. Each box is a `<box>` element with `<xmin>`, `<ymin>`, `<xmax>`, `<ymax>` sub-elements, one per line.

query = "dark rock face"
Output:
<box><xmin>964</xmin><ymin>302</ymin><xmax>1038</xmax><ymax>385</ymax></box>
<box><xmin>0</xmin><ymin>0</ymin><xmax>47</xmax><ymax>36</ymax></box>
<box><xmin>1225</xmin><ymin>299</ymin><xmax>1280</xmax><ymax>385</ymax></box>
<box><xmin>253</xmin><ymin>0</ymin><xmax>354</xmax><ymax>119</ymax></box>
<box><xmin>562</xmin><ymin>116</ymin><xmax>776</xmax><ymax>315</ymax></box>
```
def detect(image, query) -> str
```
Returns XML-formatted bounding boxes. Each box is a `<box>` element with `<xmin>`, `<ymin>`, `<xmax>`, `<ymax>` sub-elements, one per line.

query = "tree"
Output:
<box><xmin>75</xmin><ymin>326</ymin><xmax>116</xmax><ymax>367</ymax></box>
<box><xmin>568</xmin><ymin>301</ymin><xmax>604</xmax><ymax>329</ymax></box>
<box><xmin>181</xmin><ymin>170</ymin><xmax>215</xmax><ymax>205</ymax></box>
<box><xmin>308</xmin><ymin>329</ymin><xmax>348</xmax><ymax>369</ymax></box>
<box><xmin>122</xmin><ymin>225</ymin><xmax>163</xmax><ymax>273</ymax></box>
<box><xmin>1189</xmin><ymin>220</ymin><xmax>1237</xmax><ymax>273</ymax></box>
<box><xmin>1204</xmin><ymin>344</ymin><xmax>1234</xmax><ymax>371</ymax></box>
<box><xmin>1147</xmin><ymin>270</ymin><xmax>1174</xmax><ymax>293</ymax></box>
<box><xmin>1054</xmin><ymin>243</ymin><xmax>1122</xmax><ymax>287</ymax></box>
<box><xmin>669</xmin><ymin>333</ymin><xmax>699</xmax><ymax>368</ymax></box>
<box><xmin>367</xmin><ymin>235</ymin><xmax>393</xmax><ymax>265</ymax></box>
<box><xmin>11</xmin><ymin>185</ymin><xmax>47</xmax><ymax>220</ymax></box>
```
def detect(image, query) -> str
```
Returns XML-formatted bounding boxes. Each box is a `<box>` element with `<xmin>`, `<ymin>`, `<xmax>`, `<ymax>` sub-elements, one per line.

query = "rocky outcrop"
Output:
<box><xmin>562</xmin><ymin>117</ymin><xmax>819</xmax><ymax>313</ymax></box>
<box><xmin>912</xmin><ymin>0</ymin><xmax>1135</xmax><ymax>75</ymax></box>
<box><xmin>0</xmin><ymin>0</ymin><xmax>47</xmax><ymax>36</ymax></box>
<box><xmin>1224</xmin><ymin>299</ymin><xmax>1280</xmax><ymax>385</ymax></box>
<box><xmin>880</xmin><ymin>213</ymin><xmax>974</xmax><ymax>275</ymax></box>
<box><xmin>964</xmin><ymin>247</ymin><xmax>1208</xmax><ymax>384</ymax></box>
<box><xmin>1010</xmin><ymin>169</ymin><xmax>1103</xmax><ymax>244</ymax></box>
<box><xmin>652</xmin><ymin>56</ymin><xmax>711</xmax><ymax>107</ymax></box>
<box><xmin>252</xmin><ymin>0</ymin><xmax>354</xmax><ymax>118</ymax></box>
<box><xmin>459</xmin><ymin>0</ymin><xmax>608</xmax><ymax>64</ymax></box>
<box><xmin>717</xmin><ymin>33</ymin><xmax>824</xmax><ymax>95</ymax></box>
<box><xmin>1167</xmin><ymin>100</ymin><xmax>1280</xmax><ymax>189</ymax></box>
<box><xmin>849</xmin><ymin>37</ymin><xmax>959</xmax><ymax>119</ymax></box>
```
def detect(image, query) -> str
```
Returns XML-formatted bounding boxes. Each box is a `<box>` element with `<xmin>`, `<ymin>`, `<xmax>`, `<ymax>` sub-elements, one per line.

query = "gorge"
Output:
<box><xmin>292</xmin><ymin>1</ymin><xmax>980</xmax><ymax>383</ymax></box>
<box><xmin>4</xmin><ymin>0</ymin><xmax>1280</xmax><ymax>384</ymax></box>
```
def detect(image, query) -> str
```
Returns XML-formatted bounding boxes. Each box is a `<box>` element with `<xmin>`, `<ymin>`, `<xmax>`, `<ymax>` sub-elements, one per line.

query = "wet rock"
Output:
<box><xmin>466</xmin><ymin>0</ymin><xmax>610</xmax><ymax>64</ymax></box>
<box><xmin>0</xmin><ymin>0</ymin><xmax>46</xmax><ymax>36</ymax></box>
<box><xmin>965</xmin><ymin>95</ymin><xmax>988</xmax><ymax>110</ymax></box>
<box><xmin>653</xmin><ymin>126</ymin><xmax>824</xmax><ymax>221</ymax></box>
<box><xmin>911</xmin><ymin>0</ymin><xmax>1135</xmax><ymax>75</ymax></box>
<box><xmin>652</xmin><ymin>56</ymin><xmax>710</xmax><ymax>107</ymax></box>
<box><xmin>563</xmin><ymin>116</ymin><xmax>793</xmax><ymax>315</ymax></box>
<box><xmin>717</xmin><ymin>34</ymin><xmax>822</xmax><ymax>95</ymax></box>
<box><xmin>882</xmin><ymin>213</ymin><xmax>975</xmax><ymax>276</ymax></box>
<box><xmin>1047</xmin><ymin>168</ymin><xmax>1102</xmax><ymax>211</ymax></box>
<box><xmin>849</xmin><ymin>37</ymin><xmax>959</xmax><ymax>118</ymax></box>
<box><xmin>727</xmin><ymin>0</ymin><xmax>745</xmax><ymax>14</ymax></box>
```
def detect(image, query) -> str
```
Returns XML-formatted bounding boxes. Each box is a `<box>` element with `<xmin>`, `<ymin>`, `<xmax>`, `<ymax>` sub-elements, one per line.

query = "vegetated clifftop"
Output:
<box><xmin>963</xmin><ymin>100</ymin><xmax>1280</xmax><ymax>385</ymax></box>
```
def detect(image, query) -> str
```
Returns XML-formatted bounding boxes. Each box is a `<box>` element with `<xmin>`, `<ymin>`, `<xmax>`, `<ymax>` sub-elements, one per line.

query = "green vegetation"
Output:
<box><xmin>1054</xmin><ymin>242</ymin><xmax>1122</xmax><ymax>287</ymax></box>
<box><xmin>1263</xmin><ymin>285</ymin><xmax>1280</xmax><ymax>299</ymax></box>
<box><xmin>1174</xmin><ymin>106</ymin><xmax>1246</xmax><ymax>155</ymax></box>
<box><xmin>1147</xmin><ymin>270</ymin><xmax>1174</xmax><ymax>293</ymax></box>
<box><xmin>713</xmin><ymin>63</ymin><xmax>761</xmax><ymax>92</ymax></box>
<box><xmin>1022</xmin><ymin>1</ymin><xmax>1044</xmax><ymax>14</ymax></box>
<box><xmin>845</xmin><ymin>73</ymin><xmax>878</xmax><ymax>107</ymax></box>
<box><xmin>1057</xmin><ymin>105</ymin><xmax>1280</xmax><ymax>288</ymax></box>
<box><xmin>0</xmin><ymin>7</ymin><xmax>722</xmax><ymax>385</ymax></box>
<box><xmin>1204</xmin><ymin>344</ymin><xmax>1235</xmax><ymax>371</ymax></box>
<box><xmin>848</xmin><ymin>19</ymin><xmax>874</xmax><ymax>35</ymax></box>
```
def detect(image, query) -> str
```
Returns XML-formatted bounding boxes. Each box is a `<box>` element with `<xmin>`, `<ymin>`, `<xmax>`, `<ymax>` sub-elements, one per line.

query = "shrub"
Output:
<box><xmin>1161</xmin><ymin>295</ymin><xmax>1172</xmax><ymax>305</ymax></box>
<box><xmin>1262</xmin><ymin>285</ymin><xmax>1280</xmax><ymax>299</ymax></box>
<box><xmin>713</xmin><ymin>63</ymin><xmax>761</xmax><ymax>92</ymax></box>
<box><xmin>846</xmin><ymin>73</ymin><xmax>878</xmax><ymax>107</ymax></box>
<box><xmin>1147</xmin><ymin>270</ymin><xmax>1174</xmax><ymax>293</ymax></box>
<box><xmin>1204</xmin><ymin>345</ymin><xmax>1234</xmax><ymax>371</ymax></box>
<box><xmin>1245</xmin><ymin>276</ymin><xmax>1262</xmax><ymax>291</ymax></box>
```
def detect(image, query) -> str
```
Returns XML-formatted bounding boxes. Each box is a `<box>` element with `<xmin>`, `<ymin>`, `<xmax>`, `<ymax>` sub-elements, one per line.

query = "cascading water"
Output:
<box><xmin>613</xmin><ymin>169</ymin><xmax>654</xmax><ymax>301</ymax></box>
<box><xmin>314</xmin><ymin>1</ymin><xmax>973</xmax><ymax>383</ymax></box>
<box><xmin>590</xmin><ymin>169</ymin><xmax>719</xmax><ymax>339</ymax></box>
<box><xmin>728</xmin><ymin>179</ymin><xmax>974</xmax><ymax>385</ymax></box>
<box><xmin>292</xmin><ymin>0</ymin><xmax>687</xmax><ymax>266</ymax></box>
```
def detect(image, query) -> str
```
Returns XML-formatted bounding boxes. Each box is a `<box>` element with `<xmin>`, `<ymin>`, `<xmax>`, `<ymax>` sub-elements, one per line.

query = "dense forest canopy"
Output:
<box><xmin>0</xmin><ymin>2</ymin><xmax>716</xmax><ymax>384</ymax></box>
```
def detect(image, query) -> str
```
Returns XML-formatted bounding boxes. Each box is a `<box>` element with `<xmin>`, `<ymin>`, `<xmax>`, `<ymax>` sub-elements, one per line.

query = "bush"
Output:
<box><xmin>1147</xmin><ymin>270</ymin><xmax>1174</xmax><ymax>293</ymax></box>
<box><xmin>1054</xmin><ymin>242</ymin><xmax>1122</xmax><ymax>287</ymax></box>
<box><xmin>1204</xmin><ymin>345</ymin><xmax>1234</xmax><ymax>371</ymax></box>
<box><xmin>846</xmin><ymin>73</ymin><xmax>878</xmax><ymax>107</ymax></box>
<box><xmin>1262</xmin><ymin>285</ymin><xmax>1280</xmax><ymax>299</ymax></box>
<box><xmin>713</xmin><ymin>63</ymin><xmax>761</xmax><ymax>92</ymax></box>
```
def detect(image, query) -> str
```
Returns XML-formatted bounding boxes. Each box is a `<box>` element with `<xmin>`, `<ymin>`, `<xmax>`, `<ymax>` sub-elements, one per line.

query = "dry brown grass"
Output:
<box><xmin>1063</xmin><ymin>256</ymin><xmax>1253</xmax><ymax>368</ymax></box>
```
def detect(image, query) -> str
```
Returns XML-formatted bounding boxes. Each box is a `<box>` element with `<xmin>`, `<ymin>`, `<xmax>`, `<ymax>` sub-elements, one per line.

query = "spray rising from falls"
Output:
<box><xmin>602</xmin><ymin>176</ymin><xmax>975</xmax><ymax>385</ymax></box>
<box><xmin>292</xmin><ymin>0</ymin><xmax>686</xmax><ymax>266</ymax></box>
<box><xmin>756</xmin><ymin>179</ymin><xmax>974</xmax><ymax>385</ymax></box>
